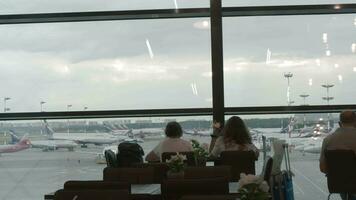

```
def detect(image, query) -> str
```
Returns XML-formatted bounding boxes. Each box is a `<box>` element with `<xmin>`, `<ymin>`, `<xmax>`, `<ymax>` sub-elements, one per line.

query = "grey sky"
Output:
<box><xmin>0</xmin><ymin>1</ymin><xmax>355</xmax><ymax>112</ymax></box>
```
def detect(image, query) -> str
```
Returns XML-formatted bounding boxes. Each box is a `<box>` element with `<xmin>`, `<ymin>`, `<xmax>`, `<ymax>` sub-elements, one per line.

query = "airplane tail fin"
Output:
<box><xmin>43</xmin><ymin>120</ymin><xmax>54</xmax><ymax>138</ymax></box>
<box><xmin>8</xmin><ymin>130</ymin><xmax>20</xmax><ymax>144</ymax></box>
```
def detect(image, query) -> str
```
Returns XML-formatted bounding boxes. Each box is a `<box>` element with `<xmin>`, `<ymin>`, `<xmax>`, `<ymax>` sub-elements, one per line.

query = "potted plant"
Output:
<box><xmin>166</xmin><ymin>153</ymin><xmax>187</xmax><ymax>179</ymax></box>
<box><xmin>191</xmin><ymin>140</ymin><xmax>209</xmax><ymax>166</ymax></box>
<box><xmin>238</xmin><ymin>173</ymin><xmax>270</xmax><ymax>200</ymax></box>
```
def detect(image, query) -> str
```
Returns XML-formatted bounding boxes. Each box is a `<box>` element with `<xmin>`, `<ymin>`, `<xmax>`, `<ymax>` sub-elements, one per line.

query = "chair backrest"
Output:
<box><xmin>214</xmin><ymin>151</ymin><xmax>256</xmax><ymax>181</ymax></box>
<box><xmin>105</xmin><ymin>149</ymin><xmax>118</xmax><ymax>168</ymax></box>
<box><xmin>64</xmin><ymin>180</ymin><xmax>130</xmax><ymax>192</ymax></box>
<box><xmin>162</xmin><ymin>152</ymin><xmax>196</xmax><ymax>166</ymax></box>
<box><xmin>184</xmin><ymin>166</ymin><xmax>231</xmax><ymax>180</ymax></box>
<box><xmin>325</xmin><ymin>149</ymin><xmax>356</xmax><ymax>193</ymax></box>
<box><xmin>137</xmin><ymin>162</ymin><xmax>169</xmax><ymax>183</ymax></box>
<box><xmin>161</xmin><ymin>177</ymin><xmax>229</xmax><ymax>200</ymax></box>
<box><xmin>103</xmin><ymin>167</ymin><xmax>155</xmax><ymax>184</ymax></box>
<box><xmin>54</xmin><ymin>189</ymin><xmax>129</xmax><ymax>200</ymax></box>
<box><xmin>180</xmin><ymin>194</ymin><xmax>240</xmax><ymax>200</ymax></box>
<box><xmin>261</xmin><ymin>157</ymin><xmax>273</xmax><ymax>184</ymax></box>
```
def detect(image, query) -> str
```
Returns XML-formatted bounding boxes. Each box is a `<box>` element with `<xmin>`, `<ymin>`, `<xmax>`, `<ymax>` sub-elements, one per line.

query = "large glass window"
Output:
<box><xmin>0</xmin><ymin>0</ymin><xmax>209</xmax><ymax>14</ymax></box>
<box><xmin>0</xmin><ymin>18</ymin><xmax>212</xmax><ymax>112</ymax></box>
<box><xmin>0</xmin><ymin>116</ymin><xmax>212</xmax><ymax>200</ymax></box>
<box><xmin>224</xmin><ymin>14</ymin><xmax>356</xmax><ymax>107</ymax></box>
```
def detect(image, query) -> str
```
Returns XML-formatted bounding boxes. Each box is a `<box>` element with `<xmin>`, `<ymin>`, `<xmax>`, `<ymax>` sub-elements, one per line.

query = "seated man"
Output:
<box><xmin>319</xmin><ymin>110</ymin><xmax>356</xmax><ymax>200</ymax></box>
<box><xmin>145</xmin><ymin>121</ymin><xmax>193</xmax><ymax>162</ymax></box>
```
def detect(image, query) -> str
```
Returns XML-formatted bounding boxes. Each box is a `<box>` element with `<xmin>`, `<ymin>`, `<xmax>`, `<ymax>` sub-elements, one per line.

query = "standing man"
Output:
<box><xmin>319</xmin><ymin>110</ymin><xmax>356</xmax><ymax>200</ymax></box>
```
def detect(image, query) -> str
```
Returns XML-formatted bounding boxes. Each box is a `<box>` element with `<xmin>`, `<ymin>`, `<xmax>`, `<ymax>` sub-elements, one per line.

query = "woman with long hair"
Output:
<box><xmin>210</xmin><ymin>116</ymin><xmax>259</xmax><ymax>158</ymax></box>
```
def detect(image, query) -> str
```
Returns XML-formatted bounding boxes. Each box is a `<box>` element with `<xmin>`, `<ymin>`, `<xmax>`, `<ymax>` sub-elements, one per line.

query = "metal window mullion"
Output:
<box><xmin>225</xmin><ymin>105</ymin><xmax>356</xmax><ymax>115</ymax></box>
<box><xmin>210</xmin><ymin>0</ymin><xmax>225</xmax><ymax>125</ymax></box>
<box><xmin>222</xmin><ymin>4</ymin><xmax>356</xmax><ymax>17</ymax></box>
<box><xmin>0</xmin><ymin>108</ymin><xmax>213</xmax><ymax>121</ymax></box>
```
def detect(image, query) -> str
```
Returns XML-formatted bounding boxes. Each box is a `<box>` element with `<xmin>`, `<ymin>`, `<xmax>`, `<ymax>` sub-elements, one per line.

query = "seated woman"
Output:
<box><xmin>210</xmin><ymin>116</ymin><xmax>259</xmax><ymax>159</ymax></box>
<box><xmin>145</xmin><ymin>121</ymin><xmax>193</xmax><ymax>162</ymax></box>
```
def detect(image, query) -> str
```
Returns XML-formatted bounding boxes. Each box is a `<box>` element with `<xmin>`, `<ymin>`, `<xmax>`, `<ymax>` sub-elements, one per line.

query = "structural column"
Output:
<box><xmin>210</xmin><ymin>0</ymin><xmax>224</xmax><ymax>125</ymax></box>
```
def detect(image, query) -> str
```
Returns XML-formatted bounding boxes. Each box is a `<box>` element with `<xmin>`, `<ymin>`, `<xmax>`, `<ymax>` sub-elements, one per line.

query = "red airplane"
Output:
<box><xmin>0</xmin><ymin>134</ymin><xmax>31</xmax><ymax>155</ymax></box>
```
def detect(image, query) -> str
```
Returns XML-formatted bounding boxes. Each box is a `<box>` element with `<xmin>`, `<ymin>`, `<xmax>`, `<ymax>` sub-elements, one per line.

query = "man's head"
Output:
<box><xmin>339</xmin><ymin>110</ymin><xmax>356</xmax><ymax>127</ymax></box>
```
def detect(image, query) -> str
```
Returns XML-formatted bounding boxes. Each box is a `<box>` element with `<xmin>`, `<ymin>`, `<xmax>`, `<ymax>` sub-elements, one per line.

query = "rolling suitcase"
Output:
<box><xmin>271</xmin><ymin>143</ymin><xmax>295</xmax><ymax>200</ymax></box>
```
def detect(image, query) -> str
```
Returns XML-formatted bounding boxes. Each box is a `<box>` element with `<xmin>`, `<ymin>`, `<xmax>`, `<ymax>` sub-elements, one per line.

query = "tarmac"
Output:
<box><xmin>0</xmin><ymin>135</ymin><xmax>342</xmax><ymax>200</ymax></box>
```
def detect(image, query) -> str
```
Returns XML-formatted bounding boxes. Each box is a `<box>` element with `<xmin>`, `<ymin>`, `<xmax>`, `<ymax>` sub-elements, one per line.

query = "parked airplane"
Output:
<box><xmin>293</xmin><ymin>136</ymin><xmax>324</xmax><ymax>154</ymax></box>
<box><xmin>102</xmin><ymin>123</ymin><xmax>144</xmax><ymax>143</ymax></box>
<box><xmin>44</xmin><ymin>121</ymin><xmax>127</xmax><ymax>147</ymax></box>
<box><xmin>0</xmin><ymin>134</ymin><xmax>31</xmax><ymax>155</ymax></box>
<box><xmin>103</xmin><ymin>122</ymin><xmax>131</xmax><ymax>136</ymax></box>
<box><xmin>31</xmin><ymin>140</ymin><xmax>78</xmax><ymax>151</ymax></box>
<box><xmin>9</xmin><ymin>130</ymin><xmax>78</xmax><ymax>152</ymax></box>
<box><xmin>184</xmin><ymin>129</ymin><xmax>212</xmax><ymax>137</ymax></box>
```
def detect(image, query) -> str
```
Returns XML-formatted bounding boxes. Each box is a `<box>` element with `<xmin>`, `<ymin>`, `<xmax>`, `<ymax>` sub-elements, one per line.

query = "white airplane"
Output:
<box><xmin>43</xmin><ymin>121</ymin><xmax>128</xmax><ymax>147</ymax></box>
<box><xmin>31</xmin><ymin>140</ymin><xmax>78</xmax><ymax>151</ymax></box>
<box><xmin>185</xmin><ymin>129</ymin><xmax>212</xmax><ymax>137</ymax></box>
<box><xmin>294</xmin><ymin>136</ymin><xmax>325</xmax><ymax>154</ymax></box>
<box><xmin>8</xmin><ymin>130</ymin><xmax>78</xmax><ymax>152</ymax></box>
<box><xmin>291</xmin><ymin>125</ymin><xmax>337</xmax><ymax>154</ymax></box>
<box><xmin>103</xmin><ymin>123</ymin><xmax>147</xmax><ymax>142</ymax></box>
<box><xmin>103</xmin><ymin>122</ymin><xmax>131</xmax><ymax>136</ymax></box>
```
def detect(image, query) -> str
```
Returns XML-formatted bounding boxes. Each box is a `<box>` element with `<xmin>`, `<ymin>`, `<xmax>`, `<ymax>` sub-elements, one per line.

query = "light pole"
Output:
<box><xmin>40</xmin><ymin>101</ymin><xmax>46</xmax><ymax>112</ymax></box>
<box><xmin>284</xmin><ymin>72</ymin><xmax>293</xmax><ymax>106</ymax></box>
<box><xmin>67</xmin><ymin>104</ymin><xmax>72</xmax><ymax>134</ymax></box>
<box><xmin>321</xmin><ymin>84</ymin><xmax>334</xmax><ymax>105</ymax></box>
<box><xmin>322</xmin><ymin>84</ymin><xmax>334</xmax><ymax>131</ymax></box>
<box><xmin>299</xmin><ymin>94</ymin><xmax>309</xmax><ymax>106</ymax></box>
<box><xmin>4</xmin><ymin>97</ymin><xmax>10</xmax><ymax>112</ymax></box>
<box><xmin>299</xmin><ymin>94</ymin><xmax>310</xmax><ymax>129</ymax></box>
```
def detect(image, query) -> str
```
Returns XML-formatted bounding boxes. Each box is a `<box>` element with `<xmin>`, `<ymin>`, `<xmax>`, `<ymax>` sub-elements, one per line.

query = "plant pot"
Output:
<box><xmin>166</xmin><ymin>170</ymin><xmax>185</xmax><ymax>179</ymax></box>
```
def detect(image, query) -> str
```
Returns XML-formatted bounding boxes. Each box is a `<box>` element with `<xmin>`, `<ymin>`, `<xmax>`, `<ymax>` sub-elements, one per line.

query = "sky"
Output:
<box><xmin>0</xmin><ymin>0</ymin><xmax>355</xmax><ymax>112</ymax></box>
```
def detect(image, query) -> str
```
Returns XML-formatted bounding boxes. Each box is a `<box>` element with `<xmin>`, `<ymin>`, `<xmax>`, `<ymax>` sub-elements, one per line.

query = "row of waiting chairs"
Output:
<box><xmin>53</xmin><ymin>158</ymin><xmax>274</xmax><ymax>200</ymax></box>
<box><xmin>103</xmin><ymin>165</ymin><xmax>233</xmax><ymax>184</ymax></box>
<box><xmin>54</xmin><ymin>178</ymin><xmax>234</xmax><ymax>200</ymax></box>
<box><xmin>106</xmin><ymin>150</ymin><xmax>258</xmax><ymax>181</ymax></box>
<box><xmin>53</xmin><ymin>150</ymin><xmax>274</xmax><ymax>200</ymax></box>
<box><xmin>55</xmin><ymin>191</ymin><xmax>240</xmax><ymax>200</ymax></box>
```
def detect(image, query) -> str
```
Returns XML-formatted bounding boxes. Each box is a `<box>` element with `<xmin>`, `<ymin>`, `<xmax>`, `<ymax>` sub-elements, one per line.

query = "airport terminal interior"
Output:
<box><xmin>0</xmin><ymin>1</ymin><xmax>356</xmax><ymax>200</ymax></box>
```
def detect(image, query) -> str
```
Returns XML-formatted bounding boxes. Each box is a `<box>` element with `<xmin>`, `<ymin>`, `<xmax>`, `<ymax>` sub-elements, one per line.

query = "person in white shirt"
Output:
<box><xmin>145</xmin><ymin>121</ymin><xmax>193</xmax><ymax>162</ymax></box>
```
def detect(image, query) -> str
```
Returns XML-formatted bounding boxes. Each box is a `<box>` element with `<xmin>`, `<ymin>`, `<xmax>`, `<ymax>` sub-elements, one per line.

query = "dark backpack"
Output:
<box><xmin>117</xmin><ymin>142</ymin><xmax>144</xmax><ymax>167</ymax></box>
